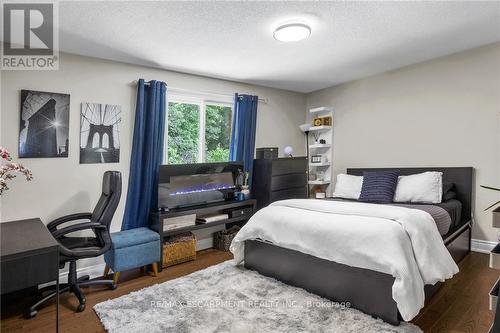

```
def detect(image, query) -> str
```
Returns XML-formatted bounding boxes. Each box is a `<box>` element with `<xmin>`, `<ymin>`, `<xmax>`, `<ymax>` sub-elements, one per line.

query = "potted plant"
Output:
<box><xmin>0</xmin><ymin>147</ymin><xmax>33</xmax><ymax>195</ymax></box>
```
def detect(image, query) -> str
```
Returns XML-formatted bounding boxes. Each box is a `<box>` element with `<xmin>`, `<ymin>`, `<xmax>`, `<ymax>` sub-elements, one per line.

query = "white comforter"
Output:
<box><xmin>230</xmin><ymin>199</ymin><xmax>459</xmax><ymax>321</ymax></box>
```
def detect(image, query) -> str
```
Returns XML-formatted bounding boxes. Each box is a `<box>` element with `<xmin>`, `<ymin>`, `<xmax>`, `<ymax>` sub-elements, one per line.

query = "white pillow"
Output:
<box><xmin>393</xmin><ymin>171</ymin><xmax>443</xmax><ymax>203</ymax></box>
<box><xmin>333</xmin><ymin>174</ymin><xmax>363</xmax><ymax>199</ymax></box>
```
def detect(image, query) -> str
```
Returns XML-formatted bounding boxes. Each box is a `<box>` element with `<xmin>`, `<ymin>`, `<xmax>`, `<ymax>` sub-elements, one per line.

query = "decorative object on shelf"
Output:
<box><xmin>240</xmin><ymin>185</ymin><xmax>251</xmax><ymax>200</ymax></box>
<box><xmin>311</xmin><ymin>185</ymin><xmax>324</xmax><ymax>196</ymax></box>
<box><xmin>311</xmin><ymin>155</ymin><xmax>322</xmax><ymax>163</ymax></box>
<box><xmin>284</xmin><ymin>146</ymin><xmax>294</xmax><ymax>157</ymax></box>
<box><xmin>19</xmin><ymin>90</ymin><xmax>70</xmax><ymax>158</ymax></box>
<box><xmin>80</xmin><ymin>102</ymin><xmax>122</xmax><ymax>164</ymax></box>
<box><xmin>320</xmin><ymin>139</ymin><xmax>326</xmax><ymax>144</ymax></box>
<box><xmin>312</xmin><ymin>132</ymin><xmax>321</xmax><ymax>143</ymax></box>
<box><xmin>0</xmin><ymin>147</ymin><xmax>33</xmax><ymax>195</ymax></box>
<box><xmin>235</xmin><ymin>168</ymin><xmax>245</xmax><ymax>188</ymax></box>
<box><xmin>313</xmin><ymin>116</ymin><xmax>332</xmax><ymax>127</ymax></box>
<box><xmin>235</xmin><ymin>171</ymin><xmax>250</xmax><ymax>201</ymax></box>
<box><xmin>256</xmin><ymin>147</ymin><xmax>278</xmax><ymax>159</ymax></box>
<box><xmin>315</xmin><ymin>192</ymin><xmax>326</xmax><ymax>199</ymax></box>
<box><xmin>316</xmin><ymin>170</ymin><xmax>325</xmax><ymax>181</ymax></box>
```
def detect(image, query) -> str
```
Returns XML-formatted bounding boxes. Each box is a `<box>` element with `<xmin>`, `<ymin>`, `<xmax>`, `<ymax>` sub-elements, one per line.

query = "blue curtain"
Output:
<box><xmin>121</xmin><ymin>79</ymin><xmax>167</xmax><ymax>230</ymax></box>
<box><xmin>229</xmin><ymin>94</ymin><xmax>258</xmax><ymax>181</ymax></box>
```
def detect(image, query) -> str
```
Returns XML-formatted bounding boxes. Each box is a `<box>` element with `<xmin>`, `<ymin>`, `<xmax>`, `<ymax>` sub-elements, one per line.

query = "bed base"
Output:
<box><xmin>244</xmin><ymin>222</ymin><xmax>471</xmax><ymax>326</ymax></box>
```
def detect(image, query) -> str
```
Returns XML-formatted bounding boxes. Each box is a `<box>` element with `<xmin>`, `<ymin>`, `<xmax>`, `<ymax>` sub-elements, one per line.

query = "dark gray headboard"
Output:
<box><xmin>346</xmin><ymin>167</ymin><xmax>474</xmax><ymax>223</ymax></box>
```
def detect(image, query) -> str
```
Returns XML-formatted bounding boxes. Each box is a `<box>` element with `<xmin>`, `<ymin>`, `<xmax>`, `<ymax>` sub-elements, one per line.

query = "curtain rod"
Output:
<box><xmin>130</xmin><ymin>80</ymin><xmax>268</xmax><ymax>104</ymax></box>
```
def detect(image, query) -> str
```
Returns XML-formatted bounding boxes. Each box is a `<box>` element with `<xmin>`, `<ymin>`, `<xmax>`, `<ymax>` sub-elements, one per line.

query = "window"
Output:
<box><xmin>166</xmin><ymin>95</ymin><xmax>233</xmax><ymax>165</ymax></box>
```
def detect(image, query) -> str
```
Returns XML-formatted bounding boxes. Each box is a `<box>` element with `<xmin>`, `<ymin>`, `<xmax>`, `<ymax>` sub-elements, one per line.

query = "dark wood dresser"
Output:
<box><xmin>251</xmin><ymin>157</ymin><xmax>308</xmax><ymax>209</ymax></box>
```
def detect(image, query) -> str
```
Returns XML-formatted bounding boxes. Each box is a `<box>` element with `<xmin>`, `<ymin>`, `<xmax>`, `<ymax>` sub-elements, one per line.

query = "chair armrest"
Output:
<box><xmin>51</xmin><ymin>222</ymin><xmax>106</xmax><ymax>239</ymax></box>
<box><xmin>47</xmin><ymin>213</ymin><xmax>92</xmax><ymax>231</ymax></box>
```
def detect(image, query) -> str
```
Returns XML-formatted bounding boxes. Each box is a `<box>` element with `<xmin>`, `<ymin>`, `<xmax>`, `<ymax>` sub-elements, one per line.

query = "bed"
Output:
<box><xmin>231</xmin><ymin>167</ymin><xmax>473</xmax><ymax>325</ymax></box>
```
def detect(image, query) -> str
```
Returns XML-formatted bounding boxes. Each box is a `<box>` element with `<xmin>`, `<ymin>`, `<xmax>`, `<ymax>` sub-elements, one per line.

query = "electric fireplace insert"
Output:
<box><xmin>158</xmin><ymin>162</ymin><xmax>243</xmax><ymax>209</ymax></box>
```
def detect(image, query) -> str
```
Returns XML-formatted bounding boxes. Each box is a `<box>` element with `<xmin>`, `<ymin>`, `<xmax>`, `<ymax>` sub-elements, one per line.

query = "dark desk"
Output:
<box><xmin>1</xmin><ymin>218</ymin><xmax>59</xmax><ymax>331</ymax></box>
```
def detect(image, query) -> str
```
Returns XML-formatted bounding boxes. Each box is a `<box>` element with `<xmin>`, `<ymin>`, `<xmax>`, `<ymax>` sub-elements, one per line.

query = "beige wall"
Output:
<box><xmin>306</xmin><ymin>42</ymin><xmax>500</xmax><ymax>243</ymax></box>
<box><xmin>0</xmin><ymin>53</ymin><xmax>306</xmax><ymax>260</ymax></box>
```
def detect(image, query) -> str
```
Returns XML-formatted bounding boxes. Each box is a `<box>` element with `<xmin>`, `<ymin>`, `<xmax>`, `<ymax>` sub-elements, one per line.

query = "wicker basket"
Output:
<box><xmin>214</xmin><ymin>226</ymin><xmax>240</xmax><ymax>251</ymax></box>
<box><xmin>162</xmin><ymin>232</ymin><xmax>196</xmax><ymax>268</ymax></box>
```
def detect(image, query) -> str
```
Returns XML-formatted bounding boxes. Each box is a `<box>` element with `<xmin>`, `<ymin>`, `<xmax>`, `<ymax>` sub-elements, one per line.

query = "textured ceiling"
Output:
<box><xmin>56</xmin><ymin>1</ymin><xmax>500</xmax><ymax>93</ymax></box>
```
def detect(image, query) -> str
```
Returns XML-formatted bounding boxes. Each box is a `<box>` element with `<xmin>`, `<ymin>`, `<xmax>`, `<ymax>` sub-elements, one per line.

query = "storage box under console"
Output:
<box><xmin>162</xmin><ymin>233</ymin><xmax>196</xmax><ymax>268</ymax></box>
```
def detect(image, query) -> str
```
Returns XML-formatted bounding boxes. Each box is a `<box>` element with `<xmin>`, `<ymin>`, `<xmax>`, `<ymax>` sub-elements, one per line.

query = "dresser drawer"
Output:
<box><xmin>271</xmin><ymin>173</ymin><xmax>307</xmax><ymax>192</ymax></box>
<box><xmin>271</xmin><ymin>158</ymin><xmax>307</xmax><ymax>176</ymax></box>
<box><xmin>271</xmin><ymin>187</ymin><xmax>307</xmax><ymax>202</ymax></box>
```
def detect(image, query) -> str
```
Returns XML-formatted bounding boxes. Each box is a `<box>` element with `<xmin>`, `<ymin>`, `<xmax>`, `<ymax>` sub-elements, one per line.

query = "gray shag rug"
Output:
<box><xmin>94</xmin><ymin>261</ymin><xmax>422</xmax><ymax>333</ymax></box>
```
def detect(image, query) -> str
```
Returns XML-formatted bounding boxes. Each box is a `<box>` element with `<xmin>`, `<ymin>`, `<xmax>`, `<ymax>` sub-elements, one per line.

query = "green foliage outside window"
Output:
<box><xmin>167</xmin><ymin>102</ymin><xmax>199</xmax><ymax>164</ymax></box>
<box><xmin>167</xmin><ymin>102</ymin><xmax>232</xmax><ymax>164</ymax></box>
<box><xmin>205</xmin><ymin>104</ymin><xmax>232</xmax><ymax>162</ymax></box>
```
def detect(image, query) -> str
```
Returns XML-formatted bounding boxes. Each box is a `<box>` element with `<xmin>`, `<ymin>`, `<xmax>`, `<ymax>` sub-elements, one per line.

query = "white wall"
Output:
<box><xmin>0</xmin><ymin>53</ymin><xmax>306</xmax><ymax>272</ymax></box>
<box><xmin>306</xmin><ymin>42</ymin><xmax>500</xmax><ymax>243</ymax></box>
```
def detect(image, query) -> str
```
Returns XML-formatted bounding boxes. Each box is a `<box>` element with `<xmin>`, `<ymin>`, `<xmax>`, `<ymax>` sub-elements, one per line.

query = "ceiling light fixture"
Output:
<box><xmin>273</xmin><ymin>23</ymin><xmax>311</xmax><ymax>42</ymax></box>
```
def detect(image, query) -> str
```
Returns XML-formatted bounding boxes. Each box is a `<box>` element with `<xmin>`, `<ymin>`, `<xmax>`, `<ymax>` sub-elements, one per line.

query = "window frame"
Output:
<box><xmin>165</xmin><ymin>93</ymin><xmax>234</xmax><ymax>165</ymax></box>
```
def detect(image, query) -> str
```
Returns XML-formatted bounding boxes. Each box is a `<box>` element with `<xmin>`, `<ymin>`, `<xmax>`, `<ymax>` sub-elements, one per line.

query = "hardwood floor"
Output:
<box><xmin>1</xmin><ymin>250</ymin><xmax>497</xmax><ymax>333</ymax></box>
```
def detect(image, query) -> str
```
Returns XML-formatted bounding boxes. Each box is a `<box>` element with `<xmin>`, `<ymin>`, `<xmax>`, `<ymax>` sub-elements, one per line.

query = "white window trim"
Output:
<box><xmin>165</xmin><ymin>92</ymin><xmax>233</xmax><ymax>164</ymax></box>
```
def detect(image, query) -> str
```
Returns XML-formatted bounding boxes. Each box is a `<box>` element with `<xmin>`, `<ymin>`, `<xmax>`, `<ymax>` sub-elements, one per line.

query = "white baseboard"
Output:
<box><xmin>471</xmin><ymin>238</ymin><xmax>497</xmax><ymax>254</ymax></box>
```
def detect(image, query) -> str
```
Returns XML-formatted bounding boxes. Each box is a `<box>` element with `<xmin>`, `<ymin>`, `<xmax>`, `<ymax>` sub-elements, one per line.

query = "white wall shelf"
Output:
<box><xmin>308</xmin><ymin>180</ymin><xmax>330</xmax><ymax>185</ymax></box>
<box><xmin>309</xmin><ymin>144</ymin><xmax>331</xmax><ymax>149</ymax></box>
<box><xmin>309</xmin><ymin>106</ymin><xmax>333</xmax><ymax>114</ymax></box>
<box><xmin>309</xmin><ymin>125</ymin><xmax>332</xmax><ymax>132</ymax></box>
<box><xmin>309</xmin><ymin>163</ymin><xmax>330</xmax><ymax>167</ymax></box>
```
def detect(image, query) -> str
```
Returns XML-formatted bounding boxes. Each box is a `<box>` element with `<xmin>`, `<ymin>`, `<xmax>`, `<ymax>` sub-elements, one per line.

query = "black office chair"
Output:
<box><xmin>29</xmin><ymin>171</ymin><xmax>122</xmax><ymax>318</ymax></box>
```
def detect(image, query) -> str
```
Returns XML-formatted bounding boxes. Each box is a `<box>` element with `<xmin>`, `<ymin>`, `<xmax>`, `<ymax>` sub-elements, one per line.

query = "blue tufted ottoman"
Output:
<box><xmin>103</xmin><ymin>227</ymin><xmax>160</xmax><ymax>284</ymax></box>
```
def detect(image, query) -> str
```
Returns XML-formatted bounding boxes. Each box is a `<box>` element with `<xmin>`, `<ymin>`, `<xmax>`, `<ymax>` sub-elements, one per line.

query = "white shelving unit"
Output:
<box><xmin>306</xmin><ymin>106</ymin><xmax>333</xmax><ymax>197</ymax></box>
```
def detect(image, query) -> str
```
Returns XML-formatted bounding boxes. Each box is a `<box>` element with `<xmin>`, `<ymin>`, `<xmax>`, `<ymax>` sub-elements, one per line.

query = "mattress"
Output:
<box><xmin>330</xmin><ymin>198</ymin><xmax>462</xmax><ymax>236</ymax></box>
<box><xmin>230</xmin><ymin>199</ymin><xmax>460</xmax><ymax>321</ymax></box>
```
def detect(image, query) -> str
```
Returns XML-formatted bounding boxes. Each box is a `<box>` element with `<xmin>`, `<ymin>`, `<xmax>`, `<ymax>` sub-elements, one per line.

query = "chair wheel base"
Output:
<box><xmin>27</xmin><ymin>310</ymin><xmax>38</xmax><ymax>319</ymax></box>
<box><xmin>77</xmin><ymin>303</ymin><xmax>86</xmax><ymax>312</ymax></box>
<box><xmin>110</xmin><ymin>283</ymin><xmax>117</xmax><ymax>290</ymax></box>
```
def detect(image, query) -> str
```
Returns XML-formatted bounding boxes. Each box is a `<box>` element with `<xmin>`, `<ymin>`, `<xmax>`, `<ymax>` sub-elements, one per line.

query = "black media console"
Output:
<box><xmin>149</xmin><ymin>199</ymin><xmax>257</xmax><ymax>271</ymax></box>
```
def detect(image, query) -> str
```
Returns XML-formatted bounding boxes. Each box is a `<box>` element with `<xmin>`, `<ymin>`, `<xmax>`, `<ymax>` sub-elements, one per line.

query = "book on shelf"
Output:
<box><xmin>196</xmin><ymin>213</ymin><xmax>229</xmax><ymax>224</ymax></box>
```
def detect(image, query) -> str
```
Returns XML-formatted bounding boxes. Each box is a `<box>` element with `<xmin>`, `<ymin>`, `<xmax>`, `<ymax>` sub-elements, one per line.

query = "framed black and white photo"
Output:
<box><xmin>19</xmin><ymin>90</ymin><xmax>70</xmax><ymax>158</ymax></box>
<box><xmin>80</xmin><ymin>102</ymin><xmax>121</xmax><ymax>164</ymax></box>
